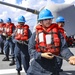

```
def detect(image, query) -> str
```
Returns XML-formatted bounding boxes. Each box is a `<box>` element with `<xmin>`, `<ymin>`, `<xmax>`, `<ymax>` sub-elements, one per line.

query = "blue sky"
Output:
<box><xmin>16</xmin><ymin>0</ymin><xmax>22</xmax><ymax>4</ymax></box>
<box><xmin>51</xmin><ymin>0</ymin><xmax>65</xmax><ymax>3</ymax></box>
<box><xmin>16</xmin><ymin>0</ymin><xmax>64</xmax><ymax>4</ymax></box>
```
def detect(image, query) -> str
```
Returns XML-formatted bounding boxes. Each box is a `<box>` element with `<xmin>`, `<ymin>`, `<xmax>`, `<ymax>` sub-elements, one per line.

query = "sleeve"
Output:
<box><xmin>28</xmin><ymin>32</ymin><xmax>41</xmax><ymax>60</ymax></box>
<box><xmin>60</xmin><ymin>33</ymin><xmax>74</xmax><ymax>60</ymax></box>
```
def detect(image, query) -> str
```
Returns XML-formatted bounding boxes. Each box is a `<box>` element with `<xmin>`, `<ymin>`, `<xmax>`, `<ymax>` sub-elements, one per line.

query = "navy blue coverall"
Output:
<box><xmin>4</xmin><ymin>37</ymin><xmax>15</xmax><ymax>58</ymax></box>
<box><xmin>2</xmin><ymin>25</ymin><xmax>15</xmax><ymax>60</ymax></box>
<box><xmin>14</xmin><ymin>29</ymin><xmax>32</xmax><ymax>73</ymax></box>
<box><xmin>0</xmin><ymin>35</ymin><xmax>6</xmax><ymax>54</ymax></box>
<box><xmin>27</xmin><ymin>32</ymin><xmax>74</xmax><ymax>75</ymax></box>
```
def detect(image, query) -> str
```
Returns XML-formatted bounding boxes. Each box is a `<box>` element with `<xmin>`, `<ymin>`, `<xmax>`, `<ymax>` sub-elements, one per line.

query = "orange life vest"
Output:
<box><xmin>4</xmin><ymin>23</ymin><xmax>15</xmax><ymax>36</ymax></box>
<box><xmin>58</xmin><ymin>27</ymin><xmax>67</xmax><ymax>39</ymax></box>
<box><xmin>58</xmin><ymin>27</ymin><xmax>72</xmax><ymax>45</ymax></box>
<box><xmin>15</xmin><ymin>24</ymin><xmax>29</xmax><ymax>41</ymax></box>
<box><xmin>0</xmin><ymin>23</ymin><xmax>5</xmax><ymax>34</ymax></box>
<box><xmin>35</xmin><ymin>23</ymin><xmax>60</xmax><ymax>55</ymax></box>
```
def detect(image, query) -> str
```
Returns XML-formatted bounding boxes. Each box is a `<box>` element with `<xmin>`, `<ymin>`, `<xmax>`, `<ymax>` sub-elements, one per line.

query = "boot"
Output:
<box><xmin>58</xmin><ymin>69</ymin><xmax>63</xmax><ymax>72</ymax></box>
<box><xmin>52</xmin><ymin>72</ymin><xmax>60</xmax><ymax>75</ymax></box>
<box><xmin>17</xmin><ymin>71</ymin><xmax>21</xmax><ymax>75</ymax></box>
<box><xmin>0</xmin><ymin>50</ymin><xmax>4</xmax><ymax>54</ymax></box>
<box><xmin>9</xmin><ymin>57</ymin><xmax>15</xmax><ymax>66</ymax></box>
<box><xmin>2</xmin><ymin>56</ymin><xmax>9</xmax><ymax>61</ymax></box>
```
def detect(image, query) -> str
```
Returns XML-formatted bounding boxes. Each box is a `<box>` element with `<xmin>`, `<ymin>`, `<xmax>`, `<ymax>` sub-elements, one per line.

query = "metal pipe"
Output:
<box><xmin>0</xmin><ymin>1</ymin><xmax>39</xmax><ymax>14</ymax></box>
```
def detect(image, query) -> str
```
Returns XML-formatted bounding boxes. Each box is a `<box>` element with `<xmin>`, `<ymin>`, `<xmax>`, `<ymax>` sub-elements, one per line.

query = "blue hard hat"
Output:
<box><xmin>56</xmin><ymin>16</ymin><xmax>65</xmax><ymax>23</ymax></box>
<box><xmin>0</xmin><ymin>19</ymin><xmax>3</xmax><ymax>22</ymax></box>
<box><xmin>18</xmin><ymin>16</ymin><xmax>26</xmax><ymax>23</ymax></box>
<box><xmin>6</xmin><ymin>18</ymin><xmax>11</xmax><ymax>22</ymax></box>
<box><xmin>38</xmin><ymin>9</ymin><xmax>54</xmax><ymax>21</ymax></box>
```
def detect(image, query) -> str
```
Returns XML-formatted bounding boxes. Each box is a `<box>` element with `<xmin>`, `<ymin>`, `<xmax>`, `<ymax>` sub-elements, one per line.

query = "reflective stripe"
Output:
<box><xmin>39</xmin><ymin>32</ymin><xmax>44</xmax><ymax>42</ymax></box>
<box><xmin>6</xmin><ymin>28</ymin><xmax>10</xmax><ymax>32</ymax></box>
<box><xmin>46</xmin><ymin>34</ymin><xmax>51</xmax><ymax>44</ymax></box>
<box><xmin>0</xmin><ymin>28</ymin><xmax>3</xmax><ymax>31</ymax></box>
<box><xmin>17</xmin><ymin>29</ymin><xmax>23</xmax><ymax>34</ymax></box>
<box><xmin>20</xmin><ymin>29</ymin><xmax>23</xmax><ymax>34</ymax></box>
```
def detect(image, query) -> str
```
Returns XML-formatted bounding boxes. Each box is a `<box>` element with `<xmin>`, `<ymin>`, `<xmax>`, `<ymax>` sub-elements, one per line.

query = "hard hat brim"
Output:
<box><xmin>38</xmin><ymin>16</ymin><xmax>54</xmax><ymax>21</ymax></box>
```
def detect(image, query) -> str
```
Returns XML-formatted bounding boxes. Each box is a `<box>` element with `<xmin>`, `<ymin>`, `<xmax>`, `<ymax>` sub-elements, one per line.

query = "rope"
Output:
<box><xmin>48</xmin><ymin>54</ymin><xmax>69</xmax><ymax>61</ymax></box>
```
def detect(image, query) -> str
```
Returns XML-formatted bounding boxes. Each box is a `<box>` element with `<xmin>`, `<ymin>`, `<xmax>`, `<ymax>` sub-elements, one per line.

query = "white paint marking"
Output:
<box><xmin>0</xmin><ymin>68</ymin><xmax>24</xmax><ymax>75</ymax></box>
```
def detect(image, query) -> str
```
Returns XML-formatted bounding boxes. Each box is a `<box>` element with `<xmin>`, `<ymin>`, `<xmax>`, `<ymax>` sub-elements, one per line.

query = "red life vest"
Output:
<box><xmin>4</xmin><ymin>23</ymin><xmax>15</xmax><ymax>36</ymax></box>
<box><xmin>58</xmin><ymin>27</ymin><xmax>72</xmax><ymax>45</ymax></box>
<box><xmin>58</xmin><ymin>27</ymin><xmax>67</xmax><ymax>39</ymax></box>
<box><xmin>0</xmin><ymin>23</ymin><xmax>5</xmax><ymax>34</ymax></box>
<box><xmin>35</xmin><ymin>23</ymin><xmax>60</xmax><ymax>55</ymax></box>
<box><xmin>15</xmin><ymin>24</ymin><xmax>29</xmax><ymax>41</ymax></box>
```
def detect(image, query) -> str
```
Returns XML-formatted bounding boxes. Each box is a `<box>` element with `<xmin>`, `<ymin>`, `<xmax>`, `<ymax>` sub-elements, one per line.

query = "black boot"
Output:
<box><xmin>2</xmin><ymin>56</ymin><xmax>9</xmax><ymax>61</ymax></box>
<box><xmin>0</xmin><ymin>50</ymin><xmax>4</xmax><ymax>54</ymax></box>
<box><xmin>9</xmin><ymin>58</ymin><xmax>15</xmax><ymax>66</ymax></box>
<box><xmin>52</xmin><ymin>71</ymin><xmax>60</xmax><ymax>75</ymax></box>
<box><xmin>17</xmin><ymin>71</ymin><xmax>21</xmax><ymax>75</ymax></box>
